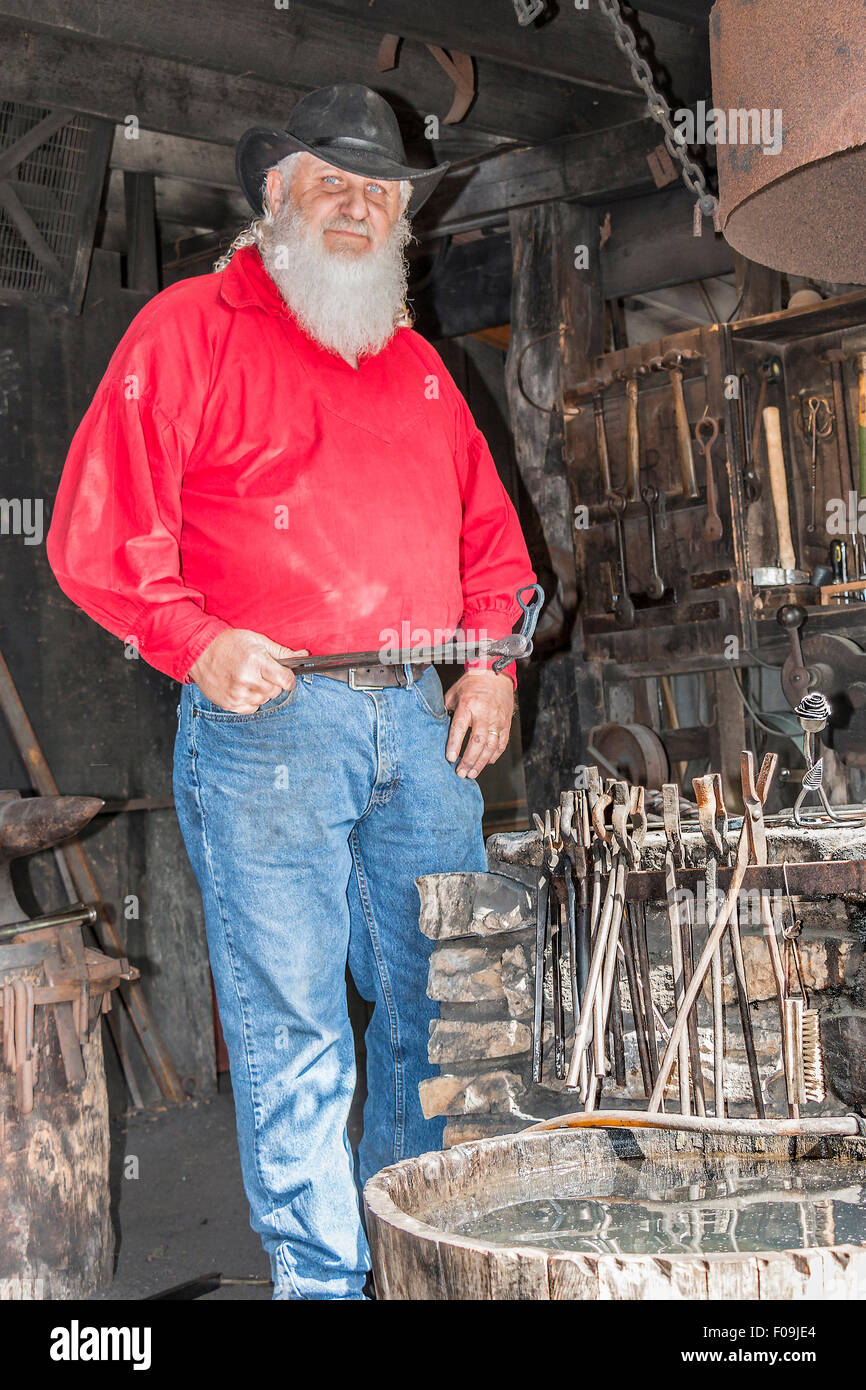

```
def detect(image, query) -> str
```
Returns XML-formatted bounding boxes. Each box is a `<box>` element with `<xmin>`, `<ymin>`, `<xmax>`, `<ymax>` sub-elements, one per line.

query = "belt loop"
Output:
<box><xmin>403</xmin><ymin>662</ymin><xmax>415</xmax><ymax>689</ymax></box>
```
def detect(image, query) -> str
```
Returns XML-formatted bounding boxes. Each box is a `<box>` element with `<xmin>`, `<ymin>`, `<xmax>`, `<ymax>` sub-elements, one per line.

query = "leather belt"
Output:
<box><xmin>317</xmin><ymin>663</ymin><xmax>428</xmax><ymax>690</ymax></box>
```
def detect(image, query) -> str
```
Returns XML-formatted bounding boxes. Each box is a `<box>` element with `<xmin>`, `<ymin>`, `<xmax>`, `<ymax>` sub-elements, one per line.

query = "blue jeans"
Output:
<box><xmin>172</xmin><ymin>665</ymin><xmax>486</xmax><ymax>1299</ymax></box>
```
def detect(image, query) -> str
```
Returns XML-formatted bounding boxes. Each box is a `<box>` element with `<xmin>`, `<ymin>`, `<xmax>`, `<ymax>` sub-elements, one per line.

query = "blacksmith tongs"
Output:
<box><xmin>276</xmin><ymin>584</ymin><xmax>545</xmax><ymax>676</ymax></box>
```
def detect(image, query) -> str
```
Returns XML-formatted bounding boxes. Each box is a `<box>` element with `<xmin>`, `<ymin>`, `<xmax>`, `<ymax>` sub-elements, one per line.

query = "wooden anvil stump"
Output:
<box><xmin>0</xmin><ymin>791</ymin><xmax>131</xmax><ymax>1300</ymax></box>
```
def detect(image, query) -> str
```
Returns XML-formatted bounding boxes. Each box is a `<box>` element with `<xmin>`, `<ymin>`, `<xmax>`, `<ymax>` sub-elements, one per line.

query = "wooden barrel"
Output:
<box><xmin>364</xmin><ymin>1127</ymin><xmax>866</xmax><ymax>1300</ymax></box>
<box><xmin>0</xmin><ymin>955</ymin><xmax>113</xmax><ymax>1300</ymax></box>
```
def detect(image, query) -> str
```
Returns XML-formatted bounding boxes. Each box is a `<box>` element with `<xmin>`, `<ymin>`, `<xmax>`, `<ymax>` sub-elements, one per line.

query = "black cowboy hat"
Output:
<box><xmin>236</xmin><ymin>84</ymin><xmax>450</xmax><ymax>219</ymax></box>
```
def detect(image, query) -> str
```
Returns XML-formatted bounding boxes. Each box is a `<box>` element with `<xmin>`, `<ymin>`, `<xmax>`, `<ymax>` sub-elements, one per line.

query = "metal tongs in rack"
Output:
<box><xmin>564</xmin><ymin>782</ymin><xmax>647</xmax><ymax>1098</ymax></box>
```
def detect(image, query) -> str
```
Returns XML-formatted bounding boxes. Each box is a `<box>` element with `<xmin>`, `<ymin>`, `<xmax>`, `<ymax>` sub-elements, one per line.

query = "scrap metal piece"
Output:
<box><xmin>425</xmin><ymin>46</ymin><xmax>476</xmax><ymax>125</ymax></box>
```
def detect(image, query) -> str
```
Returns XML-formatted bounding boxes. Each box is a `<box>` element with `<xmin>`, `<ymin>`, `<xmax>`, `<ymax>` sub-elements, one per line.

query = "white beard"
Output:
<box><xmin>258</xmin><ymin>203</ymin><xmax>412</xmax><ymax>361</ymax></box>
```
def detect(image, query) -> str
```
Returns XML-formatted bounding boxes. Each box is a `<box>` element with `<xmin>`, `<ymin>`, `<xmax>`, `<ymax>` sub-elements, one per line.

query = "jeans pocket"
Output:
<box><xmin>195</xmin><ymin>682</ymin><xmax>299</xmax><ymax>722</ymax></box>
<box><xmin>411</xmin><ymin>668</ymin><xmax>451</xmax><ymax>720</ymax></box>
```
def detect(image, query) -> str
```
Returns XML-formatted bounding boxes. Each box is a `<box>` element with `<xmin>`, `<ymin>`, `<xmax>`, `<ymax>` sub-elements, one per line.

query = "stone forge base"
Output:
<box><xmin>416</xmin><ymin>822</ymin><xmax>866</xmax><ymax>1145</ymax></box>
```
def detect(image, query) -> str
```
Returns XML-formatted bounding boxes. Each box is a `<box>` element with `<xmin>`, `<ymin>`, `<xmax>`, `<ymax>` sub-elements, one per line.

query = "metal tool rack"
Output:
<box><xmin>567</xmin><ymin>289</ymin><xmax>866</xmax><ymax>805</ymax></box>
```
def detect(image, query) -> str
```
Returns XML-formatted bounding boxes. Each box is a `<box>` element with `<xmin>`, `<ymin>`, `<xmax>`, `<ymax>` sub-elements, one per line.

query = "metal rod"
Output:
<box><xmin>634</xmin><ymin>901</ymin><xmax>660</xmax><ymax>1084</ymax></box>
<box><xmin>566</xmin><ymin>858</ymin><xmax>625</xmax><ymax>1090</ymax></box>
<box><xmin>523</xmin><ymin>1110</ymin><xmax>864</xmax><ymax>1139</ymax></box>
<box><xmin>531</xmin><ymin>870</ymin><xmax>548</xmax><ymax>1084</ymax></box>
<box><xmin>679</xmin><ymin>893</ymin><xmax>707</xmax><ymax>1115</ymax></box>
<box><xmin>619</xmin><ymin>905</ymin><xmax>652</xmax><ymax>1095</ymax></box>
<box><xmin>610</xmin><ymin>958</ymin><xmax>626</xmax><ymax>1088</ymax></box>
<box><xmin>664</xmin><ymin>850</ymin><xmax>690</xmax><ymax>1114</ymax></box>
<box><xmin>727</xmin><ymin>902</ymin><xmax>765</xmax><ymax>1117</ymax></box>
<box><xmin>648</xmin><ymin>755</ymin><xmax>778</xmax><ymax>1112</ymax></box>
<box><xmin>0</xmin><ymin>903</ymin><xmax>96</xmax><ymax>942</ymax></box>
<box><xmin>551</xmin><ymin>885</ymin><xmax>566</xmax><ymax>1080</ymax></box>
<box><xmin>710</xmin><ymin>919</ymin><xmax>725</xmax><ymax>1117</ymax></box>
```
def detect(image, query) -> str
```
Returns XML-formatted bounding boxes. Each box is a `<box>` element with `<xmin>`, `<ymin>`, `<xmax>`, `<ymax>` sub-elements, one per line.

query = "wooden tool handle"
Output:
<box><xmin>857</xmin><ymin>352</ymin><xmax>866</xmax><ymax>499</ymax></box>
<box><xmin>671</xmin><ymin>369</ymin><xmax>699</xmax><ymax>498</ymax></box>
<box><xmin>593</xmin><ymin>398</ymin><xmax>612</xmax><ymax>496</ymax></box>
<box><xmin>762</xmin><ymin>406</ymin><xmax>797</xmax><ymax>571</ymax></box>
<box><xmin>625</xmin><ymin>378</ymin><xmax>640</xmax><ymax>500</ymax></box>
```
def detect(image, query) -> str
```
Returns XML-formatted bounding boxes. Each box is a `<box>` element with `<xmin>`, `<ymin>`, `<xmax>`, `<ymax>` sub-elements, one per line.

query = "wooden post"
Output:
<box><xmin>733</xmin><ymin>253</ymin><xmax>782</xmax><ymax>320</ymax></box>
<box><xmin>505</xmin><ymin>202</ymin><xmax>605</xmax><ymax>814</ymax></box>
<box><xmin>123</xmin><ymin>171</ymin><xmax>159</xmax><ymax>295</ymax></box>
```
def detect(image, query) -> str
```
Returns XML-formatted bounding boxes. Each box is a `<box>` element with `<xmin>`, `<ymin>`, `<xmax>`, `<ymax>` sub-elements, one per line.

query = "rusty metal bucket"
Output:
<box><xmin>710</xmin><ymin>0</ymin><xmax>866</xmax><ymax>282</ymax></box>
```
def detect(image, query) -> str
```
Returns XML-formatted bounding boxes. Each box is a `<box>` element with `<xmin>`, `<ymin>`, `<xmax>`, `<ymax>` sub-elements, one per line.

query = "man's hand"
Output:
<box><xmin>444</xmin><ymin>669</ymin><xmax>515</xmax><ymax>779</ymax></box>
<box><xmin>188</xmin><ymin>629</ymin><xmax>308</xmax><ymax>713</ymax></box>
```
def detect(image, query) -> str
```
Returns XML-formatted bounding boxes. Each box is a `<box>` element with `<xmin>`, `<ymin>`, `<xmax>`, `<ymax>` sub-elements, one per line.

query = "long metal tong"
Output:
<box><xmin>277</xmin><ymin>583</ymin><xmax>545</xmax><ymax>677</ymax></box>
<box><xmin>649</xmin><ymin>752</ymin><xmax>779</xmax><ymax>1113</ymax></box>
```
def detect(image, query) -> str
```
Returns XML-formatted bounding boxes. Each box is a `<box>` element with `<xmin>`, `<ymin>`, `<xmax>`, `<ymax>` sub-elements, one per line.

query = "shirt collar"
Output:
<box><xmin>218</xmin><ymin>244</ymin><xmax>288</xmax><ymax>318</ymax></box>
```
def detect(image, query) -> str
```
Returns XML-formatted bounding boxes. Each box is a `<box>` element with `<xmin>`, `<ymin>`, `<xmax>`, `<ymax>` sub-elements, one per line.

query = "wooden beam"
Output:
<box><xmin>110</xmin><ymin>129</ymin><xmax>237</xmax><ymax>188</ymax></box>
<box><xmin>0</xmin><ymin>105</ymin><xmax>73</xmax><ymax>179</ymax></box>
<box><xmin>627</xmin><ymin>0</ymin><xmax>713</xmax><ymax>20</ymax></box>
<box><xmin>409</xmin><ymin>187</ymin><xmax>735</xmax><ymax>339</ymax></box>
<box><xmin>505</xmin><ymin>202</ymin><xmax>605</xmax><ymax>811</ymax></box>
<box><xmin>105</xmin><ymin>169</ymin><xmax>249</xmax><ymax>237</ymax></box>
<box><xmin>416</xmin><ymin>119</ymin><xmax>663</xmax><ymax>238</ymax></box>
<box><xmin>0</xmin><ymin>18</ymin><xmax>307</xmax><ymax>146</ymax></box>
<box><xmin>110</xmin><ymin>117</ymin><xmax>684</xmax><ymax>255</ymax></box>
<box><xmin>601</xmin><ymin>186</ymin><xmax>735</xmax><ymax>298</ymax></box>
<box><xmin>733</xmin><ymin>252</ymin><xmax>783</xmax><ymax>319</ymax></box>
<box><xmin>0</xmin><ymin>180</ymin><xmax>64</xmax><ymax>281</ymax></box>
<box><xmin>110</xmin><ymin>125</ymin><xmax>516</xmax><ymax>190</ymax></box>
<box><xmin>123</xmin><ymin>172</ymin><xmax>159</xmax><ymax>294</ymax></box>
<box><xmin>472</xmin><ymin>325</ymin><xmax>511</xmax><ymax>351</ymax></box>
<box><xmin>0</xmin><ymin>7</ymin><xmax>637</xmax><ymax>147</ymax></box>
<box><xmin>287</xmin><ymin>0</ymin><xmax>710</xmax><ymax>100</ymax></box>
<box><xmin>410</xmin><ymin>232</ymin><xmax>513</xmax><ymax>340</ymax></box>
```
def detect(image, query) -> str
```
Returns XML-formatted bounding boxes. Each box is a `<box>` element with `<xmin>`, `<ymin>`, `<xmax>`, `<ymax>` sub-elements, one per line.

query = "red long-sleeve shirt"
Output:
<box><xmin>46</xmin><ymin>245</ymin><xmax>534</xmax><ymax>686</ymax></box>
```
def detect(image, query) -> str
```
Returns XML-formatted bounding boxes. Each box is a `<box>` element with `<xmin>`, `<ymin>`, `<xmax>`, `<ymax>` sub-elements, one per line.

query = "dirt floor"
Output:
<box><xmin>89</xmin><ymin>1084</ymin><xmax>272</xmax><ymax>1301</ymax></box>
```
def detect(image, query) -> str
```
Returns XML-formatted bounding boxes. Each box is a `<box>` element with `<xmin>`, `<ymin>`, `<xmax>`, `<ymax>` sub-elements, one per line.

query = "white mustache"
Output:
<box><xmin>322</xmin><ymin>215</ymin><xmax>372</xmax><ymax>239</ymax></box>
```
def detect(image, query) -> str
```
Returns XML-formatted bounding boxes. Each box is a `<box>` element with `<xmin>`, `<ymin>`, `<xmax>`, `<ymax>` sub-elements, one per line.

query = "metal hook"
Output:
<box><xmin>515</xmin><ymin>326</ymin><xmax>583</xmax><ymax>419</ymax></box>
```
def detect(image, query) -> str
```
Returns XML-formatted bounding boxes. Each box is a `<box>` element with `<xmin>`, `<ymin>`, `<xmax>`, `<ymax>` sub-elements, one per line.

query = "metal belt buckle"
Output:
<box><xmin>348</xmin><ymin>664</ymin><xmax>408</xmax><ymax>690</ymax></box>
<box><xmin>348</xmin><ymin>666</ymin><xmax>386</xmax><ymax>690</ymax></box>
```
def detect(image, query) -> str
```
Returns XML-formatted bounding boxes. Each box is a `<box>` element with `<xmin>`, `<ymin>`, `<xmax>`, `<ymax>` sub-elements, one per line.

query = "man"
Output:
<box><xmin>47</xmin><ymin>85</ymin><xmax>534</xmax><ymax>1300</ymax></box>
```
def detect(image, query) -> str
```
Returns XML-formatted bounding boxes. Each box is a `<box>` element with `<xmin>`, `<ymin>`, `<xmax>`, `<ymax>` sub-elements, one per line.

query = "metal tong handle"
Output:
<box><xmin>492</xmin><ymin>583</ymin><xmax>545</xmax><ymax>672</ymax></box>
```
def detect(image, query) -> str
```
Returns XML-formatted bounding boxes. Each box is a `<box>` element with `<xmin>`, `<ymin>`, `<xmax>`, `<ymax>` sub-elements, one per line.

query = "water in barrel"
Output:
<box><xmin>448</xmin><ymin>1158</ymin><xmax>866</xmax><ymax>1256</ymax></box>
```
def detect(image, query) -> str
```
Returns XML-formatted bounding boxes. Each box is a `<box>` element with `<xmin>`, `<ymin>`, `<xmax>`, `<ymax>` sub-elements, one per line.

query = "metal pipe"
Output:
<box><xmin>0</xmin><ymin>903</ymin><xmax>97</xmax><ymax>942</ymax></box>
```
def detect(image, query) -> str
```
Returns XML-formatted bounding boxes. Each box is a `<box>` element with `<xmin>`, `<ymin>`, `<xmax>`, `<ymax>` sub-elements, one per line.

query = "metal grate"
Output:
<box><xmin>0</xmin><ymin>102</ymin><xmax>112</xmax><ymax>312</ymax></box>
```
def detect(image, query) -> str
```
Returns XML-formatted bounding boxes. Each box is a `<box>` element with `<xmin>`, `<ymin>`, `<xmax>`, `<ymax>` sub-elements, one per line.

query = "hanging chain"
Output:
<box><xmin>597</xmin><ymin>0</ymin><xmax>720</xmax><ymax>229</ymax></box>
